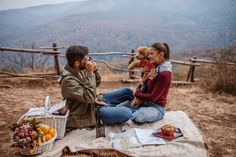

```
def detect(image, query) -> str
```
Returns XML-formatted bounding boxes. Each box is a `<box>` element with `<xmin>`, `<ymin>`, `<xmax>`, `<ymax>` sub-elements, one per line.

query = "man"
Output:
<box><xmin>59</xmin><ymin>45</ymin><xmax>131</xmax><ymax>129</ymax></box>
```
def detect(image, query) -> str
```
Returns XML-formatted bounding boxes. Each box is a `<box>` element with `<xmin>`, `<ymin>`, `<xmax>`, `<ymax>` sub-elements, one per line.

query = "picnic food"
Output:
<box><xmin>10</xmin><ymin>120</ymin><xmax>37</xmax><ymax>152</ymax></box>
<box><xmin>10</xmin><ymin>118</ymin><xmax>56</xmax><ymax>154</ymax></box>
<box><xmin>48</xmin><ymin>128</ymin><xmax>55</xmax><ymax>137</ymax></box>
<box><xmin>161</xmin><ymin>125</ymin><xmax>176</xmax><ymax>136</ymax></box>
<box><xmin>45</xmin><ymin>134</ymin><xmax>52</xmax><ymax>141</ymax></box>
<box><xmin>39</xmin><ymin>124</ymin><xmax>50</xmax><ymax>134</ymax></box>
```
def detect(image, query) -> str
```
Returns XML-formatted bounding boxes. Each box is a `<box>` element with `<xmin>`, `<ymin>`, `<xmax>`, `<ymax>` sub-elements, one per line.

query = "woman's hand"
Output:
<box><xmin>150</xmin><ymin>68</ymin><xmax>157</xmax><ymax>78</ymax></box>
<box><xmin>134</xmin><ymin>88</ymin><xmax>141</xmax><ymax>97</ymax></box>
<box><xmin>143</xmin><ymin>65</ymin><xmax>150</xmax><ymax>73</ymax></box>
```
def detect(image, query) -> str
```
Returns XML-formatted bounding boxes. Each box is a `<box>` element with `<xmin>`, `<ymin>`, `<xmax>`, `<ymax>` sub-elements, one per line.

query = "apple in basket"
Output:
<box><xmin>9</xmin><ymin>118</ymin><xmax>56</xmax><ymax>154</ymax></box>
<box><xmin>161</xmin><ymin>125</ymin><xmax>176</xmax><ymax>136</ymax></box>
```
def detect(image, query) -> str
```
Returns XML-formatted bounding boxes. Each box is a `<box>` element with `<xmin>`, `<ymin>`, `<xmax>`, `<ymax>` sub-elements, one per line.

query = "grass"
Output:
<box><xmin>196</xmin><ymin>56</ymin><xmax>236</xmax><ymax>96</ymax></box>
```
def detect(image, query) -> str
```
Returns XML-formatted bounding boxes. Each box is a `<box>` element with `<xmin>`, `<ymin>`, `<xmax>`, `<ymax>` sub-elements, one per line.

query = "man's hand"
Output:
<box><xmin>92</xmin><ymin>61</ymin><xmax>97</xmax><ymax>72</ymax></box>
<box><xmin>86</xmin><ymin>61</ymin><xmax>95</xmax><ymax>74</ymax></box>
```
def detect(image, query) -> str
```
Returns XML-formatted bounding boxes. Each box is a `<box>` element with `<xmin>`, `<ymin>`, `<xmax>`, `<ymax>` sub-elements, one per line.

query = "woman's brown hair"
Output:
<box><xmin>151</xmin><ymin>42</ymin><xmax>170</xmax><ymax>59</ymax></box>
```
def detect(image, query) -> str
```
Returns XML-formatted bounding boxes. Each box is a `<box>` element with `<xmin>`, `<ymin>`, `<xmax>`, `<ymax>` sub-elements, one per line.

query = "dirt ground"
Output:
<box><xmin>0</xmin><ymin>77</ymin><xmax>235</xmax><ymax>157</ymax></box>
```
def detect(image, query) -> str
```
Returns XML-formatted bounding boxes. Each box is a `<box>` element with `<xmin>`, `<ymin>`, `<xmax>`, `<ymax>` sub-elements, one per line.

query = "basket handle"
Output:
<box><xmin>45</xmin><ymin>96</ymin><xmax>51</xmax><ymax>111</ymax></box>
<box><xmin>17</xmin><ymin>109</ymin><xmax>57</xmax><ymax>129</ymax></box>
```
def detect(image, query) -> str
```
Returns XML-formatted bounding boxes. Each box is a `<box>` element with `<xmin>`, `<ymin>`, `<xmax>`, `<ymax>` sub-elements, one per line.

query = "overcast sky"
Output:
<box><xmin>0</xmin><ymin>0</ymin><xmax>85</xmax><ymax>10</ymax></box>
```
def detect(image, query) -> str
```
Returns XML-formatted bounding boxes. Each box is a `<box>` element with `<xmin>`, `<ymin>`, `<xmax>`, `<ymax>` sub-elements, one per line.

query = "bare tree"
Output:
<box><xmin>0</xmin><ymin>43</ymin><xmax>51</xmax><ymax>72</ymax></box>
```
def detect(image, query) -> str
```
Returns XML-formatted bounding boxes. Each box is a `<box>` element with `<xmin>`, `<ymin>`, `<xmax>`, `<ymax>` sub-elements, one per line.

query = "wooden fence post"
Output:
<box><xmin>52</xmin><ymin>43</ymin><xmax>61</xmax><ymax>75</ymax></box>
<box><xmin>186</xmin><ymin>56</ymin><xmax>197</xmax><ymax>82</ymax></box>
<box><xmin>128</xmin><ymin>49</ymin><xmax>135</xmax><ymax>79</ymax></box>
<box><xmin>190</xmin><ymin>56</ymin><xmax>197</xmax><ymax>82</ymax></box>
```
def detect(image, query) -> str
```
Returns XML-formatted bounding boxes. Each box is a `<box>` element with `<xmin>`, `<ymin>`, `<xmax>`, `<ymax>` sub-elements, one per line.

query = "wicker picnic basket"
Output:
<box><xmin>53</xmin><ymin>110</ymin><xmax>69</xmax><ymax>139</ymax></box>
<box><xmin>44</xmin><ymin>96</ymin><xmax>69</xmax><ymax>139</ymax></box>
<box><xmin>16</xmin><ymin>110</ymin><xmax>57</xmax><ymax>155</ymax></box>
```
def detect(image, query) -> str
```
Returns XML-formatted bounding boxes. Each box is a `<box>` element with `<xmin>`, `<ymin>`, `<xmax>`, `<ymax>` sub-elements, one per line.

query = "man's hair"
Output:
<box><xmin>66</xmin><ymin>45</ymin><xmax>88</xmax><ymax>67</ymax></box>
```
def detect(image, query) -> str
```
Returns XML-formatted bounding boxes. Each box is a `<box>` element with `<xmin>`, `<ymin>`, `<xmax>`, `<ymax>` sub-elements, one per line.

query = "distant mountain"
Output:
<box><xmin>0</xmin><ymin>0</ymin><xmax>236</xmax><ymax>52</ymax></box>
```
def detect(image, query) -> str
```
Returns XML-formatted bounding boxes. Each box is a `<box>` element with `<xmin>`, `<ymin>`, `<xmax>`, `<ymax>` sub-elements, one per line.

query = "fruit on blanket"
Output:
<box><xmin>161</xmin><ymin>125</ymin><xmax>176</xmax><ymax>136</ymax></box>
<box><xmin>38</xmin><ymin>124</ymin><xmax>50</xmax><ymax>135</ymax></box>
<box><xmin>45</xmin><ymin>134</ymin><xmax>52</xmax><ymax>141</ymax></box>
<box><xmin>48</xmin><ymin>128</ymin><xmax>55</xmax><ymax>137</ymax></box>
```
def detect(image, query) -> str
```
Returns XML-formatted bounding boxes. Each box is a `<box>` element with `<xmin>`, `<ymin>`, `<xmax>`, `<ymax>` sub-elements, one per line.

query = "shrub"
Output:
<box><xmin>199</xmin><ymin>47</ymin><xmax>236</xmax><ymax>95</ymax></box>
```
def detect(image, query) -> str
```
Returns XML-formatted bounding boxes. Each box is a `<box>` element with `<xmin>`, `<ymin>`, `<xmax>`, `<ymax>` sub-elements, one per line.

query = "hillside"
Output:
<box><xmin>0</xmin><ymin>0</ymin><xmax>236</xmax><ymax>52</ymax></box>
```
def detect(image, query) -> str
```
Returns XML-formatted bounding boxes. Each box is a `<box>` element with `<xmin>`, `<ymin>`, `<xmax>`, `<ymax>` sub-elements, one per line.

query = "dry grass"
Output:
<box><xmin>196</xmin><ymin>60</ymin><xmax>236</xmax><ymax>96</ymax></box>
<box><xmin>167</xmin><ymin>86</ymin><xmax>236</xmax><ymax>157</ymax></box>
<box><xmin>0</xmin><ymin>77</ymin><xmax>235</xmax><ymax>157</ymax></box>
<box><xmin>171</xmin><ymin>64</ymin><xmax>189</xmax><ymax>81</ymax></box>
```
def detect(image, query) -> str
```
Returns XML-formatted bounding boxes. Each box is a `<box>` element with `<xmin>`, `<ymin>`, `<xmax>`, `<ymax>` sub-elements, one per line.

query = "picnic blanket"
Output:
<box><xmin>39</xmin><ymin>111</ymin><xmax>208</xmax><ymax>157</ymax></box>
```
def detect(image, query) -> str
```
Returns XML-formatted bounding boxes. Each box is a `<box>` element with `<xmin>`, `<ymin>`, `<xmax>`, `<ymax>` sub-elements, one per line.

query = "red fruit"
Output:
<box><xmin>18</xmin><ymin>132</ymin><xmax>24</xmax><ymax>137</ymax></box>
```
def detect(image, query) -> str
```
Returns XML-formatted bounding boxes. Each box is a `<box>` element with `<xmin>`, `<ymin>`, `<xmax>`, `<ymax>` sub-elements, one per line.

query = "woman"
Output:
<box><xmin>99</xmin><ymin>42</ymin><xmax>172</xmax><ymax>124</ymax></box>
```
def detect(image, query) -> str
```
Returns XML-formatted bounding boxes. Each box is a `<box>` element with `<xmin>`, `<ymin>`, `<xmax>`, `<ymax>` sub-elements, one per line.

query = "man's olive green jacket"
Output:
<box><xmin>58</xmin><ymin>64</ymin><xmax>101</xmax><ymax>129</ymax></box>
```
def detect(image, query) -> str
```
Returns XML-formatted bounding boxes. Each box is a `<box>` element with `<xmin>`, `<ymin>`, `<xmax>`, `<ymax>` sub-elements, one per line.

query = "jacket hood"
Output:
<box><xmin>58</xmin><ymin>64</ymin><xmax>76</xmax><ymax>84</ymax></box>
<box><xmin>158</xmin><ymin>61</ymin><xmax>172</xmax><ymax>73</ymax></box>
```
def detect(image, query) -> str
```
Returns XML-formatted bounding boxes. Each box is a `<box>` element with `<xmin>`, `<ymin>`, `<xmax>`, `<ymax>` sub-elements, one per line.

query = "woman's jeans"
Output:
<box><xmin>99</xmin><ymin>87</ymin><xmax>165</xmax><ymax>124</ymax></box>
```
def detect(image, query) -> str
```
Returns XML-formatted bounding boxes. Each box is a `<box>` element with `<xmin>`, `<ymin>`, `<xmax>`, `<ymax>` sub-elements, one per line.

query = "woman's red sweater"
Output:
<box><xmin>134</xmin><ymin>71</ymin><xmax>171</xmax><ymax>107</ymax></box>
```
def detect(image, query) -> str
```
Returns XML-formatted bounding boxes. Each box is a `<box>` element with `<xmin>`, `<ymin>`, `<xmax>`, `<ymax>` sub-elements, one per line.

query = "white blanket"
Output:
<box><xmin>39</xmin><ymin>111</ymin><xmax>208</xmax><ymax>157</ymax></box>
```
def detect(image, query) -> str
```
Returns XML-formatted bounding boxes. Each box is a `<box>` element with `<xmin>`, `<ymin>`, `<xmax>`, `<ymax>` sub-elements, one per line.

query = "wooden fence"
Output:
<box><xmin>0</xmin><ymin>44</ymin><xmax>61</xmax><ymax>78</ymax></box>
<box><xmin>0</xmin><ymin>43</ymin><xmax>235</xmax><ymax>84</ymax></box>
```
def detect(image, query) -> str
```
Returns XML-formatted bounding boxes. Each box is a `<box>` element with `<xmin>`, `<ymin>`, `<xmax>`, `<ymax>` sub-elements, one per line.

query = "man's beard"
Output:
<box><xmin>79</xmin><ymin>63</ymin><xmax>86</xmax><ymax>70</ymax></box>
